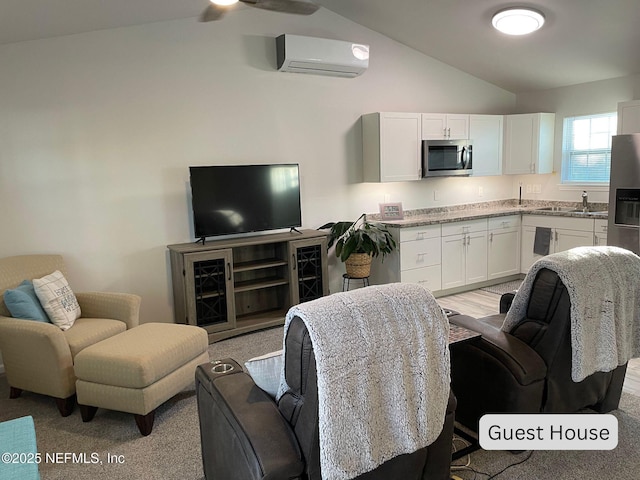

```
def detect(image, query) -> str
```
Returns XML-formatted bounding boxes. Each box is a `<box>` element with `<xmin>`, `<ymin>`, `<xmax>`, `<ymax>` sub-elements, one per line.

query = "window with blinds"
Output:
<box><xmin>562</xmin><ymin>112</ymin><xmax>617</xmax><ymax>184</ymax></box>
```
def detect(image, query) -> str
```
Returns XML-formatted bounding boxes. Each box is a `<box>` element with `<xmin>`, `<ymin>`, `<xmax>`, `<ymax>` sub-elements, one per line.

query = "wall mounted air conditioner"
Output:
<box><xmin>276</xmin><ymin>34</ymin><xmax>369</xmax><ymax>78</ymax></box>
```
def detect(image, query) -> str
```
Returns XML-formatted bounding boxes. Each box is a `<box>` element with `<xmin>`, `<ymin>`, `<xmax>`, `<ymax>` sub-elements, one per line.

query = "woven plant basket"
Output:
<box><xmin>345</xmin><ymin>253</ymin><xmax>372</xmax><ymax>278</ymax></box>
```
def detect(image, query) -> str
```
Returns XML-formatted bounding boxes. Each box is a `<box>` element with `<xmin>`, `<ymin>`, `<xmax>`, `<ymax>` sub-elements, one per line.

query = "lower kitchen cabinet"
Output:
<box><xmin>374</xmin><ymin>212</ymin><xmax>606</xmax><ymax>294</ymax></box>
<box><xmin>441</xmin><ymin>219</ymin><xmax>488</xmax><ymax>290</ymax></box>
<box><xmin>521</xmin><ymin>215</ymin><xmax>595</xmax><ymax>272</ymax></box>
<box><xmin>370</xmin><ymin>224</ymin><xmax>442</xmax><ymax>292</ymax></box>
<box><xmin>487</xmin><ymin>215</ymin><xmax>521</xmax><ymax>280</ymax></box>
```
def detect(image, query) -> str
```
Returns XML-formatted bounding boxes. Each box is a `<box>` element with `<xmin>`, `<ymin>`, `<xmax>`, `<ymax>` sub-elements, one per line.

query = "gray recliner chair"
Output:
<box><xmin>196</xmin><ymin>315</ymin><xmax>456</xmax><ymax>480</ymax></box>
<box><xmin>450</xmin><ymin>267</ymin><xmax>628</xmax><ymax>431</ymax></box>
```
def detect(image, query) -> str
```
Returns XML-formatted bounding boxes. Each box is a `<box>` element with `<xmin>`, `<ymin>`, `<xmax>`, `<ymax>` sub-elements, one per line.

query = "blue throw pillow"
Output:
<box><xmin>3</xmin><ymin>280</ymin><xmax>51</xmax><ymax>323</ymax></box>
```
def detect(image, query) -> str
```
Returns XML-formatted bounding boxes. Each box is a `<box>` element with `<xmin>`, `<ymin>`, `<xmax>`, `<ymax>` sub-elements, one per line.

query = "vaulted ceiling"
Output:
<box><xmin>2</xmin><ymin>0</ymin><xmax>639</xmax><ymax>93</ymax></box>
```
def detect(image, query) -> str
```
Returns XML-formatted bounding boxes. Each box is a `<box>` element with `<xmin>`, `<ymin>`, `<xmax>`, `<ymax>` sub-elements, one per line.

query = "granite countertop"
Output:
<box><xmin>371</xmin><ymin>199</ymin><xmax>608</xmax><ymax>228</ymax></box>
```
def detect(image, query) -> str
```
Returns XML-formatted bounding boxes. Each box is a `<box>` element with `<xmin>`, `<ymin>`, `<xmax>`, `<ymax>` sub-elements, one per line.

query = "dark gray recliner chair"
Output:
<box><xmin>449</xmin><ymin>268</ymin><xmax>628</xmax><ymax>431</ymax></box>
<box><xmin>195</xmin><ymin>316</ymin><xmax>457</xmax><ymax>480</ymax></box>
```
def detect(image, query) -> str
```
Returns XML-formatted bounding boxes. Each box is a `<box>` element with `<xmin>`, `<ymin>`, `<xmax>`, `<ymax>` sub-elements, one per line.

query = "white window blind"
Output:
<box><xmin>562</xmin><ymin>112</ymin><xmax>617</xmax><ymax>184</ymax></box>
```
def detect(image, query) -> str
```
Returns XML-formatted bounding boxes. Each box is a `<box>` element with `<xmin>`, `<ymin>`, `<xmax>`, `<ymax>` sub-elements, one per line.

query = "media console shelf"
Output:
<box><xmin>168</xmin><ymin>230</ymin><xmax>329</xmax><ymax>343</ymax></box>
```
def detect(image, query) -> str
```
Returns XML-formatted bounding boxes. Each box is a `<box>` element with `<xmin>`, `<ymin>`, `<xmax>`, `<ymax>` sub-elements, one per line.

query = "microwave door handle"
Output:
<box><xmin>460</xmin><ymin>147</ymin><xmax>466</xmax><ymax>168</ymax></box>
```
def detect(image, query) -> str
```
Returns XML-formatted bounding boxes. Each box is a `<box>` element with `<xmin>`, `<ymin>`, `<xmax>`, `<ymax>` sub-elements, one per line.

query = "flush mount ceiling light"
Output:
<box><xmin>492</xmin><ymin>7</ymin><xmax>545</xmax><ymax>35</ymax></box>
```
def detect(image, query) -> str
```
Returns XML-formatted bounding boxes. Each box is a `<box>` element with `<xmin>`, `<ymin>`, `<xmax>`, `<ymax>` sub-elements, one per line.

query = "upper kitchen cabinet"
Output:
<box><xmin>617</xmin><ymin>100</ymin><xmax>640</xmax><ymax>134</ymax></box>
<box><xmin>421</xmin><ymin>113</ymin><xmax>469</xmax><ymax>140</ymax></box>
<box><xmin>469</xmin><ymin>114</ymin><xmax>503</xmax><ymax>176</ymax></box>
<box><xmin>504</xmin><ymin>113</ymin><xmax>555</xmax><ymax>175</ymax></box>
<box><xmin>362</xmin><ymin>112</ymin><xmax>422</xmax><ymax>182</ymax></box>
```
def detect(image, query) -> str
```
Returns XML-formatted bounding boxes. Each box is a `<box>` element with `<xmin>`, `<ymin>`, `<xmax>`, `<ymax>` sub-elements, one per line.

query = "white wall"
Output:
<box><xmin>512</xmin><ymin>74</ymin><xmax>640</xmax><ymax>204</ymax></box>
<box><xmin>0</xmin><ymin>8</ymin><xmax>515</xmax><ymax>326</ymax></box>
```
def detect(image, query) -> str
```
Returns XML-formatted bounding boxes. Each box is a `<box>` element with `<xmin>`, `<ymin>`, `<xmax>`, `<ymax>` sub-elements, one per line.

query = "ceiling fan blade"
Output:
<box><xmin>247</xmin><ymin>0</ymin><xmax>319</xmax><ymax>15</ymax></box>
<box><xmin>199</xmin><ymin>4</ymin><xmax>227</xmax><ymax>22</ymax></box>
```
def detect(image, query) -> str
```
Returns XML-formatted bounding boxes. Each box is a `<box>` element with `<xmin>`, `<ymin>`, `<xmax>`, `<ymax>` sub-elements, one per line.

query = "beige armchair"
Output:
<box><xmin>0</xmin><ymin>255</ymin><xmax>141</xmax><ymax>416</ymax></box>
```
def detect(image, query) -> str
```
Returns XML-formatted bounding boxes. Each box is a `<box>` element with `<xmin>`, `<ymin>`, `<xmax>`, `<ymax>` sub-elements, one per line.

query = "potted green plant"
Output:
<box><xmin>323</xmin><ymin>213</ymin><xmax>397</xmax><ymax>278</ymax></box>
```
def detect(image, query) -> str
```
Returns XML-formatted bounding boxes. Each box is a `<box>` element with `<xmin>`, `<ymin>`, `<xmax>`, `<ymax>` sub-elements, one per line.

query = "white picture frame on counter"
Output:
<box><xmin>379</xmin><ymin>202</ymin><xmax>404</xmax><ymax>220</ymax></box>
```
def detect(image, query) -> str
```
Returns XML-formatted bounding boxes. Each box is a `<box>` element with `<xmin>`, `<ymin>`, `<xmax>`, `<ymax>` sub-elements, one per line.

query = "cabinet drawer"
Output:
<box><xmin>400</xmin><ymin>265</ymin><xmax>442</xmax><ymax>291</ymax></box>
<box><xmin>488</xmin><ymin>215</ymin><xmax>521</xmax><ymax>230</ymax></box>
<box><xmin>400</xmin><ymin>237</ymin><xmax>441</xmax><ymax>270</ymax></box>
<box><xmin>399</xmin><ymin>224</ymin><xmax>441</xmax><ymax>243</ymax></box>
<box><xmin>441</xmin><ymin>218</ymin><xmax>487</xmax><ymax>237</ymax></box>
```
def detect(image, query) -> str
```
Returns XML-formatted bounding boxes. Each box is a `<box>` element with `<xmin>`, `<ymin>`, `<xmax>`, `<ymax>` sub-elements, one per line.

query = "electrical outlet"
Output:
<box><xmin>533</xmin><ymin>184</ymin><xmax>542</xmax><ymax>194</ymax></box>
<box><xmin>384</xmin><ymin>194</ymin><xmax>391</xmax><ymax>203</ymax></box>
<box><xmin>526</xmin><ymin>184</ymin><xmax>532</xmax><ymax>193</ymax></box>
<box><xmin>434</xmin><ymin>190</ymin><xmax>440</xmax><ymax>201</ymax></box>
<box><xmin>478</xmin><ymin>186</ymin><xmax>484</xmax><ymax>197</ymax></box>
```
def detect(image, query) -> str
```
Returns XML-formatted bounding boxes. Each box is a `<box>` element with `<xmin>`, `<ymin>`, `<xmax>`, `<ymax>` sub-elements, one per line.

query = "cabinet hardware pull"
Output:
<box><xmin>227</xmin><ymin>262</ymin><xmax>232</xmax><ymax>280</ymax></box>
<box><xmin>490</xmin><ymin>232</ymin><xmax>493</xmax><ymax>242</ymax></box>
<box><xmin>292</xmin><ymin>254</ymin><xmax>296</xmax><ymax>270</ymax></box>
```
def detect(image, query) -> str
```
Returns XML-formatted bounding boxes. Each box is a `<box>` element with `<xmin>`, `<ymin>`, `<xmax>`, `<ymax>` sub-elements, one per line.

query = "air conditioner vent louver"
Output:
<box><xmin>276</xmin><ymin>34</ymin><xmax>369</xmax><ymax>78</ymax></box>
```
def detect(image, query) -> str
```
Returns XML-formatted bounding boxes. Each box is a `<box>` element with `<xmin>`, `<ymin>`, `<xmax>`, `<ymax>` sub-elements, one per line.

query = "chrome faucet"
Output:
<box><xmin>581</xmin><ymin>191</ymin><xmax>588</xmax><ymax>212</ymax></box>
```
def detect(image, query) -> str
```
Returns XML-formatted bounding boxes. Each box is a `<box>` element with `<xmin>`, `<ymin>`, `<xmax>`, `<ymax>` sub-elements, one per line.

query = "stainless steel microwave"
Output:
<box><xmin>421</xmin><ymin>139</ymin><xmax>472</xmax><ymax>177</ymax></box>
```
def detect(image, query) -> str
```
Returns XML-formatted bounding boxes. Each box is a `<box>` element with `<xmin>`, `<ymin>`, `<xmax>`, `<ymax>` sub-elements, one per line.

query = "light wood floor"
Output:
<box><xmin>438</xmin><ymin>289</ymin><xmax>640</xmax><ymax>398</ymax></box>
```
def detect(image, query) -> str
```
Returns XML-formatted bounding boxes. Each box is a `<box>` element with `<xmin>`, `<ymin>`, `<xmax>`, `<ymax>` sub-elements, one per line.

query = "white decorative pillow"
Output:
<box><xmin>33</xmin><ymin>270</ymin><xmax>81</xmax><ymax>331</ymax></box>
<box><xmin>244</xmin><ymin>349</ymin><xmax>283</xmax><ymax>398</ymax></box>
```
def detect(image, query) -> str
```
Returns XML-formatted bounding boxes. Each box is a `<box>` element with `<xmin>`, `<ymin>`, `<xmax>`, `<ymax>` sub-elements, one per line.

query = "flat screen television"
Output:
<box><xmin>189</xmin><ymin>164</ymin><xmax>302</xmax><ymax>241</ymax></box>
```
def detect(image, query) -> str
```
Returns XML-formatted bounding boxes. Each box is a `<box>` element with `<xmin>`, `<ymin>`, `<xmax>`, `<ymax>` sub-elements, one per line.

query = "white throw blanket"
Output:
<box><xmin>276</xmin><ymin>283</ymin><xmax>450</xmax><ymax>480</ymax></box>
<box><xmin>502</xmin><ymin>246</ymin><xmax>640</xmax><ymax>382</ymax></box>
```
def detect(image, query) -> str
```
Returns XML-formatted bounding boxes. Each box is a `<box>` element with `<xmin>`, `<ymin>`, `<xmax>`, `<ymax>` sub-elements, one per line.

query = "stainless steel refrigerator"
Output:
<box><xmin>607</xmin><ymin>133</ymin><xmax>640</xmax><ymax>254</ymax></box>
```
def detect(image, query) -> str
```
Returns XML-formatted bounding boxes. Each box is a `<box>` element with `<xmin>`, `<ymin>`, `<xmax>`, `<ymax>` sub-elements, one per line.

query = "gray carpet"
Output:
<box><xmin>1</xmin><ymin>325</ymin><xmax>639</xmax><ymax>480</ymax></box>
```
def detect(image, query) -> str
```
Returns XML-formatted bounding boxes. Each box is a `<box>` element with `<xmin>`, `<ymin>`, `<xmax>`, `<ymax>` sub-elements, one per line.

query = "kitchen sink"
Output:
<box><xmin>534</xmin><ymin>207</ymin><xmax>607</xmax><ymax>216</ymax></box>
<box><xmin>535</xmin><ymin>207</ymin><xmax>576</xmax><ymax>212</ymax></box>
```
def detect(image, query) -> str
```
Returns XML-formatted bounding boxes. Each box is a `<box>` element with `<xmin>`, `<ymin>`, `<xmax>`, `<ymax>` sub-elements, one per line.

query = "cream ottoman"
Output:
<box><xmin>74</xmin><ymin>322</ymin><xmax>209</xmax><ymax>435</ymax></box>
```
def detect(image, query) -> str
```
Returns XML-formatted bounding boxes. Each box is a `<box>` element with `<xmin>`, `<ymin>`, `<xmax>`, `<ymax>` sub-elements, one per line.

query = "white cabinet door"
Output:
<box><xmin>555</xmin><ymin>228</ymin><xmax>594</xmax><ymax>253</ymax></box>
<box><xmin>594</xmin><ymin>219</ymin><xmax>608</xmax><ymax>246</ymax></box>
<box><xmin>466</xmin><ymin>231</ymin><xmax>488</xmax><ymax>284</ymax></box>
<box><xmin>469</xmin><ymin>114</ymin><xmax>503</xmax><ymax>176</ymax></box>
<box><xmin>488</xmin><ymin>228</ymin><xmax>520</xmax><ymax>279</ymax></box>
<box><xmin>421</xmin><ymin>114</ymin><xmax>448</xmax><ymax>140</ymax></box>
<box><xmin>618</xmin><ymin>100</ymin><xmax>640</xmax><ymax>134</ymax></box>
<box><xmin>520</xmin><ymin>216</ymin><xmax>595</xmax><ymax>273</ymax></box>
<box><xmin>441</xmin><ymin>234</ymin><xmax>466</xmax><ymax>289</ymax></box>
<box><xmin>504</xmin><ymin>113</ymin><xmax>554</xmax><ymax>174</ymax></box>
<box><xmin>447</xmin><ymin>114</ymin><xmax>470</xmax><ymax>139</ymax></box>
<box><xmin>362</xmin><ymin>112</ymin><xmax>421</xmax><ymax>182</ymax></box>
<box><xmin>520</xmin><ymin>225</ymin><xmax>545</xmax><ymax>273</ymax></box>
<box><xmin>594</xmin><ymin>233</ymin><xmax>607</xmax><ymax>246</ymax></box>
<box><xmin>421</xmin><ymin>113</ymin><xmax>469</xmax><ymax>140</ymax></box>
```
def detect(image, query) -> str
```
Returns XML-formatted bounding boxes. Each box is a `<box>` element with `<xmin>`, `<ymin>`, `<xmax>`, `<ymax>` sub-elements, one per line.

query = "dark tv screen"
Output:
<box><xmin>189</xmin><ymin>164</ymin><xmax>302</xmax><ymax>239</ymax></box>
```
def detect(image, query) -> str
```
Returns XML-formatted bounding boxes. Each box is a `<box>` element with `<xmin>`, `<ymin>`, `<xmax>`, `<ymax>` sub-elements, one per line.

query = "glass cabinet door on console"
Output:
<box><xmin>289</xmin><ymin>237</ymin><xmax>329</xmax><ymax>305</ymax></box>
<box><xmin>183</xmin><ymin>250</ymin><xmax>235</xmax><ymax>333</ymax></box>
